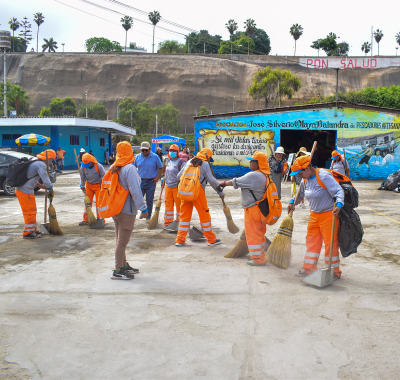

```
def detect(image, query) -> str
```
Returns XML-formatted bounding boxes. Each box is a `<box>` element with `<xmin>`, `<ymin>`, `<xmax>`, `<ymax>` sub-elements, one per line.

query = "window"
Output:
<box><xmin>70</xmin><ymin>135</ymin><xmax>80</xmax><ymax>145</ymax></box>
<box><xmin>100</xmin><ymin>138</ymin><xmax>105</xmax><ymax>147</ymax></box>
<box><xmin>85</xmin><ymin>136</ymin><xmax>89</xmax><ymax>146</ymax></box>
<box><xmin>0</xmin><ymin>154</ymin><xmax>8</xmax><ymax>163</ymax></box>
<box><xmin>2</xmin><ymin>134</ymin><xmax>21</xmax><ymax>147</ymax></box>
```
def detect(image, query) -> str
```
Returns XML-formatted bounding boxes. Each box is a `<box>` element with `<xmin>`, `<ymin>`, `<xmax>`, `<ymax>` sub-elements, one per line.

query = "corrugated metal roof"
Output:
<box><xmin>193</xmin><ymin>102</ymin><xmax>400</xmax><ymax>120</ymax></box>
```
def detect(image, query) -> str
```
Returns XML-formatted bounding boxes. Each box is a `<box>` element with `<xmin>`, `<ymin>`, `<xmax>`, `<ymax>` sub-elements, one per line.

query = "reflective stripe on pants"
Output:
<box><xmin>83</xmin><ymin>182</ymin><xmax>101</xmax><ymax>222</ymax></box>
<box><xmin>164</xmin><ymin>186</ymin><xmax>181</xmax><ymax>226</ymax></box>
<box><xmin>244</xmin><ymin>204</ymin><xmax>267</xmax><ymax>265</ymax></box>
<box><xmin>16</xmin><ymin>189</ymin><xmax>37</xmax><ymax>236</ymax></box>
<box><xmin>305</xmin><ymin>210</ymin><xmax>341</xmax><ymax>277</ymax></box>
<box><xmin>176</xmin><ymin>187</ymin><xmax>216</xmax><ymax>244</ymax></box>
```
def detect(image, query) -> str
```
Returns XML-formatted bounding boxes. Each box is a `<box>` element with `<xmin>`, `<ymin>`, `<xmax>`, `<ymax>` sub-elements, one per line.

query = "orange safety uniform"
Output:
<box><xmin>164</xmin><ymin>144</ymin><xmax>184</xmax><ymax>226</ymax></box>
<box><xmin>245</xmin><ymin>205</ymin><xmax>268</xmax><ymax>264</ymax></box>
<box><xmin>176</xmin><ymin>148</ymin><xmax>224</xmax><ymax>244</ymax></box>
<box><xmin>15</xmin><ymin>149</ymin><xmax>56</xmax><ymax>236</ymax></box>
<box><xmin>80</xmin><ymin>153</ymin><xmax>106</xmax><ymax>222</ymax></box>
<box><xmin>290</xmin><ymin>156</ymin><xmax>344</xmax><ymax>277</ymax></box>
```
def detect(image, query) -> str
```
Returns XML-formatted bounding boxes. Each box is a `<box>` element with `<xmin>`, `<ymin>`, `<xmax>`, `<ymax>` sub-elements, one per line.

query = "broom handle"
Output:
<box><xmin>290</xmin><ymin>141</ymin><xmax>318</xmax><ymax>216</ymax></box>
<box><xmin>44</xmin><ymin>151</ymin><xmax>49</xmax><ymax>224</ymax></box>
<box><xmin>74</xmin><ymin>148</ymin><xmax>86</xmax><ymax>195</ymax></box>
<box><xmin>328</xmin><ymin>202</ymin><xmax>337</xmax><ymax>271</ymax></box>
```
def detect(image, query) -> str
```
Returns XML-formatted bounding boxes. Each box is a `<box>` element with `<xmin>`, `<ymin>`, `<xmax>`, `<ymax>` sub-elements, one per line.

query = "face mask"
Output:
<box><xmin>170</xmin><ymin>152</ymin><xmax>177</xmax><ymax>159</ymax></box>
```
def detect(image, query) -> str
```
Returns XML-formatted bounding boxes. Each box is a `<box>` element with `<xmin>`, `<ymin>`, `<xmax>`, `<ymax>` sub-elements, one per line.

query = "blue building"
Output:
<box><xmin>0</xmin><ymin>117</ymin><xmax>136</xmax><ymax>169</ymax></box>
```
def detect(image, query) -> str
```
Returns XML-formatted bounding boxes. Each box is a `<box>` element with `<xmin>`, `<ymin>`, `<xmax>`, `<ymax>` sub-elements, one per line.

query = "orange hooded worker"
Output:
<box><xmin>15</xmin><ymin>149</ymin><xmax>55</xmax><ymax>239</ymax></box>
<box><xmin>219</xmin><ymin>151</ymin><xmax>279</xmax><ymax>266</ymax></box>
<box><xmin>175</xmin><ymin>148</ymin><xmax>225</xmax><ymax>247</ymax></box>
<box><xmin>288</xmin><ymin>155</ymin><xmax>345</xmax><ymax>279</ymax></box>
<box><xmin>79</xmin><ymin>153</ymin><xmax>106</xmax><ymax>225</ymax></box>
<box><xmin>161</xmin><ymin>144</ymin><xmax>185</xmax><ymax>226</ymax></box>
<box><xmin>330</xmin><ymin>150</ymin><xmax>350</xmax><ymax>176</ymax></box>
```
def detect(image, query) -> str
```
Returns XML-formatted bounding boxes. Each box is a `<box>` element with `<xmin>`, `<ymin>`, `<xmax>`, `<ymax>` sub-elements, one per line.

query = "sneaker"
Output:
<box><xmin>175</xmin><ymin>242</ymin><xmax>186</xmax><ymax>247</ymax></box>
<box><xmin>23</xmin><ymin>232</ymin><xmax>41</xmax><ymax>239</ymax></box>
<box><xmin>208</xmin><ymin>239</ymin><xmax>221</xmax><ymax>247</ymax></box>
<box><xmin>246</xmin><ymin>260</ymin><xmax>266</xmax><ymax>266</ymax></box>
<box><xmin>35</xmin><ymin>231</ymin><xmax>43</xmax><ymax>236</ymax></box>
<box><xmin>79</xmin><ymin>221</ymin><xmax>88</xmax><ymax>226</ymax></box>
<box><xmin>124</xmin><ymin>262</ymin><xmax>139</xmax><ymax>274</ymax></box>
<box><xmin>111</xmin><ymin>269</ymin><xmax>135</xmax><ymax>280</ymax></box>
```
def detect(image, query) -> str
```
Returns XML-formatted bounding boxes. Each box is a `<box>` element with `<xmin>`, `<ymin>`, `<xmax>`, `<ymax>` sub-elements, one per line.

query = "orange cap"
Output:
<box><xmin>82</xmin><ymin>153</ymin><xmax>98</xmax><ymax>165</ymax></box>
<box><xmin>331</xmin><ymin>150</ymin><xmax>342</xmax><ymax>160</ymax></box>
<box><xmin>114</xmin><ymin>141</ymin><xmax>135</xmax><ymax>167</ymax></box>
<box><xmin>248</xmin><ymin>151</ymin><xmax>270</xmax><ymax>175</ymax></box>
<box><xmin>196</xmin><ymin>147</ymin><xmax>213</xmax><ymax>162</ymax></box>
<box><xmin>168</xmin><ymin>144</ymin><xmax>179</xmax><ymax>151</ymax></box>
<box><xmin>290</xmin><ymin>155</ymin><xmax>311</xmax><ymax>176</ymax></box>
<box><xmin>37</xmin><ymin>149</ymin><xmax>56</xmax><ymax>161</ymax></box>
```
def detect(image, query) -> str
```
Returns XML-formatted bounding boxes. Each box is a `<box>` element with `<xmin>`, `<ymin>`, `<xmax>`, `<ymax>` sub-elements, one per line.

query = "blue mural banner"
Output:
<box><xmin>194</xmin><ymin>107</ymin><xmax>400</xmax><ymax>180</ymax></box>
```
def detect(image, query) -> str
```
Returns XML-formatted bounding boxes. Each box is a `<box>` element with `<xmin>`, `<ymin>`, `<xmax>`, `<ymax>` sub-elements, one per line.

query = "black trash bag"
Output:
<box><xmin>381</xmin><ymin>170</ymin><xmax>400</xmax><ymax>191</ymax></box>
<box><xmin>338</xmin><ymin>208</ymin><xmax>364</xmax><ymax>258</ymax></box>
<box><xmin>341</xmin><ymin>184</ymin><xmax>359</xmax><ymax>210</ymax></box>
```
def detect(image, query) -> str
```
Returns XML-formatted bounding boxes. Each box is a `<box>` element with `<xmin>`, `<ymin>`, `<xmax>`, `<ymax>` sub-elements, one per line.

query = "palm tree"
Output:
<box><xmin>33</xmin><ymin>12</ymin><xmax>45</xmax><ymax>52</ymax></box>
<box><xmin>374</xmin><ymin>29</ymin><xmax>384</xmax><ymax>56</ymax></box>
<box><xmin>148</xmin><ymin>11</ymin><xmax>161</xmax><ymax>54</ymax></box>
<box><xmin>42</xmin><ymin>38</ymin><xmax>58</xmax><ymax>52</ymax></box>
<box><xmin>290</xmin><ymin>24</ymin><xmax>303</xmax><ymax>56</ymax></box>
<box><xmin>361</xmin><ymin>42</ymin><xmax>371</xmax><ymax>56</ymax></box>
<box><xmin>121</xmin><ymin>16</ymin><xmax>133</xmax><ymax>52</ymax></box>
<box><xmin>244</xmin><ymin>19</ymin><xmax>256</xmax><ymax>55</ymax></box>
<box><xmin>225</xmin><ymin>19</ymin><xmax>238</xmax><ymax>56</ymax></box>
<box><xmin>8</xmin><ymin>18</ymin><xmax>20</xmax><ymax>52</ymax></box>
<box><xmin>395</xmin><ymin>32</ymin><xmax>400</xmax><ymax>47</ymax></box>
<box><xmin>6</xmin><ymin>85</ymin><xmax>29</xmax><ymax>116</ymax></box>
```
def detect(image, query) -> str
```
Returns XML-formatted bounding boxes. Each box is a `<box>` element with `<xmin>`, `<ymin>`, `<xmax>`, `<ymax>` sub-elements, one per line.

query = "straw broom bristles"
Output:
<box><xmin>265</xmin><ymin>214</ymin><xmax>293</xmax><ymax>269</ymax></box>
<box><xmin>85</xmin><ymin>195</ymin><xmax>97</xmax><ymax>226</ymax></box>
<box><xmin>222</xmin><ymin>200</ymin><xmax>240</xmax><ymax>234</ymax></box>
<box><xmin>225</xmin><ymin>229</ymin><xmax>248</xmax><ymax>258</ymax></box>
<box><xmin>148</xmin><ymin>186</ymin><xmax>164</xmax><ymax>230</ymax></box>
<box><xmin>47</xmin><ymin>203</ymin><xmax>63</xmax><ymax>235</ymax></box>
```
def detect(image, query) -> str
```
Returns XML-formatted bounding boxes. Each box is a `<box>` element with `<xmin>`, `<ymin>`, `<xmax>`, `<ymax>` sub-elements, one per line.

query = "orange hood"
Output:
<box><xmin>249</xmin><ymin>151</ymin><xmax>270</xmax><ymax>176</ymax></box>
<box><xmin>37</xmin><ymin>149</ymin><xmax>56</xmax><ymax>161</ymax></box>
<box><xmin>114</xmin><ymin>141</ymin><xmax>135</xmax><ymax>167</ymax></box>
<box><xmin>196</xmin><ymin>148</ymin><xmax>213</xmax><ymax>162</ymax></box>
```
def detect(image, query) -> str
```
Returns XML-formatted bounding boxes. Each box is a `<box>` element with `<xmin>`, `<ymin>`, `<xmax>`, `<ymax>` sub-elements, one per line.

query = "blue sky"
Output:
<box><xmin>1</xmin><ymin>0</ymin><xmax>399</xmax><ymax>56</ymax></box>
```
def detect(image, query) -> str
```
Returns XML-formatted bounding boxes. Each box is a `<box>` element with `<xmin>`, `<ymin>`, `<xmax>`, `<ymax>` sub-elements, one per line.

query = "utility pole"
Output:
<box><xmin>371</xmin><ymin>26</ymin><xmax>373</xmax><ymax>56</ymax></box>
<box><xmin>131</xmin><ymin>110</ymin><xmax>133</xmax><ymax>128</ymax></box>
<box><xmin>1</xmin><ymin>31</ymin><xmax>11</xmax><ymax>117</ymax></box>
<box><xmin>117</xmin><ymin>97</ymin><xmax>121</xmax><ymax>120</ymax></box>
<box><xmin>156</xmin><ymin>114</ymin><xmax>158</xmax><ymax>137</ymax></box>
<box><xmin>62</xmin><ymin>43</ymin><xmax>65</xmax><ymax>52</ymax></box>
<box><xmin>3</xmin><ymin>48</ymin><xmax>6</xmax><ymax>117</ymax></box>
<box><xmin>152</xmin><ymin>25</ymin><xmax>155</xmax><ymax>53</ymax></box>
<box><xmin>85</xmin><ymin>93</ymin><xmax>88</xmax><ymax>118</ymax></box>
<box><xmin>278</xmin><ymin>81</ymin><xmax>280</xmax><ymax>107</ymax></box>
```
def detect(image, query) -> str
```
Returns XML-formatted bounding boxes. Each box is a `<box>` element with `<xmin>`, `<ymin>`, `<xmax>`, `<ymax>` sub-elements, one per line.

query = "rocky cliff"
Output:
<box><xmin>2</xmin><ymin>53</ymin><xmax>400</xmax><ymax>132</ymax></box>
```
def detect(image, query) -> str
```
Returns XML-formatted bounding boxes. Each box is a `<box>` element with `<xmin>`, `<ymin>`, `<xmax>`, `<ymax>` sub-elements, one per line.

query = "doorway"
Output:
<box><xmin>280</xmin><ymin>129</ymin><xmax>336</xmax><ymax>169</ymax></box>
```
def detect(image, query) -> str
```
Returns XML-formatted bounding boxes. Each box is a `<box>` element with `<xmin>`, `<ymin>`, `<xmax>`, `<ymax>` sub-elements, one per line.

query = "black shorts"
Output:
<box><xmin>359</xmin><ymin>155</ymin><xmax>371</xmax><ymax>165</ymax></box>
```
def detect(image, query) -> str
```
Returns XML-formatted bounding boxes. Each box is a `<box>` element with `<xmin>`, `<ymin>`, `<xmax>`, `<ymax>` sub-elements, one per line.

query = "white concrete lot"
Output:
<box><xmin>0</xmin><ymin>173</ymin><xmax>399</xmax><ymax>379</ymax></box>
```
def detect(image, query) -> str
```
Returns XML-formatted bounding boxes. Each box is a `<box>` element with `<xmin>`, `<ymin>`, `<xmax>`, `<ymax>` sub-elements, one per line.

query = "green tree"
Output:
<box><xmin>197</xmin><ymin>106</ymin><xmax>210</xmax><ymax>116</ymax></box>
<box><xmin>229</xmin><ymin>28</ymin><xmax>271</xmax><ymax>55</ymax></box>
<box><xmin>38</xmin><ymin>107</ymin><xmax>52</xmax><ymax>117</ymax></box>
<box><xmin>374</xmin><ymin>29</ymin><xmax>384</xmax><ymax>56</ymax></box>
<box><xmin>6</xmin><ymin>85</ymin><xmax>29</xmax><ymax>116</ymax></box>
<box><xmin>121</xmin><ymin>16</ymin><xmax>133</xmax><ymax>52</ymax></box>
<box><xmin>317</xmin><ymin>33</ymin><xmax>348</xmax><ymax>56</ymax></box>
<box><xmin>334</xmin><ymin>41</ymin><xmax>349</xmax><ymax>56</ymax></box>
<box><xmin>78</xmin><ymin>102</ymin><xmax>108</xmax><ymax>120</ymax></box>
<box><xmin>133</xmin><ymin>102</ymin><xmax>155</xmax><ymax>136</ymax></box>
<box><xmin>39</xmin><ymin>97</ymin><xmax>77</xmax><ymax>116</ymax></box>
<box><xmin>396</xmin><ymin>32</ymin><xmax>400</xmax><ymax>47</ymax></box>
<box><xmin>8</xmin><ymin>18</ymin><xmax>20</xmax><ymax>52</ymax></box>
<box><xmin>62</xmin><ymin>97</ymin><xmax>77</xmax><ymax>116</ymax></box>
<box><xmin>157</xmin><ymin>40</ymin><xmax>186</xmax><ymax>53</ymax></box>
<box><xmin>361</xmin><ymin>42</ymin><xmax>371</xmax><ymax>55</ymax></box>
<box><xmin>218</xmin><ymin>35</ymin><xmax>255</xmax><ymax>54</ymax></box>
<box><xmin>18</xmin><ymin>17</ymin><xmax>33</xmax><ymax>51</ymax></box>
<box><xmin>42</xmin><ymin>37</ymin><xmax>58</xmax><ymax>52</ymax></box>
<box><xmin>290</xmin><ymin>23</ymin><xmax>303</xmax><ymax>56</ymax></box>
<box><xmin>248</xmin><ymin>66</ymin><xmax>301</xmax><ymax>108</ymax></box>
<box><xmin>186</xmin><ymin>30</ymin><xmax>222</xmax><ymax>54</ymax></box>
<box><xmin>33</xmin><ymin>12</ymin><xmax>45</xmax><ymax>53</ymax></box>
<box><xmin>117</xmin><ymin>98</ymin><xmax>136</xmax><ymax>127</ymax></box>
<box><xmin>10</xmin><ymin>37</ymin><xmax>26</xmax><ymax>52</ymax></box>
<box><xmin>225</xmin><ymin>19</ymin><xmax>238</xmax><ymax>55</ymax></box>
<box><xmin>310</xmin><ymin>39</ymin><xmax>322</xmax><ymax>56</ymax></box>
<box><xmin>244</xmin><ymin>19</ymin><xmax>256</xmax><ymax>55</ymax></box>
<box><xmin>85</xmin><ymin>37</ymin><xmax>123</xmax><ymax>53</ymax></box>
<box><xmin>148</xmin><ymin>11</ymin><xmax>161</xmax><ymax>53</ymax></box>
<box><xmin>156</xmin><ymin>104</ymin><xmax>180</xmax><ymax>134</ymax></box>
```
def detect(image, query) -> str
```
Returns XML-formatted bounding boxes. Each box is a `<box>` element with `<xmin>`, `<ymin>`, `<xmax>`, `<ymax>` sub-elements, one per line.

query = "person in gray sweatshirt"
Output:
<box><xmin>109</xmin><ymin>141</ymin><xmax>148</xmax><ymax>280</ymax></box>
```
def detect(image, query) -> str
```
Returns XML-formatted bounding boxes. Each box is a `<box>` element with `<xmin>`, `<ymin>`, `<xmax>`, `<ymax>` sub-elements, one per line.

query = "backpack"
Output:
<box><xmin>6</xmin><ymin>157</ymin><xmax>38</xmax><ymax>187</ymax></box>
<box><xmin>268</xmin><ymin>156</ymin><xmax>286</xmax><ymax>174</ymax></box>
<box><xmin>97</xmin><ymin>170</ymin><xmax>129</xmax><ymax>218</ymax></box>
<box><xmin>177</xmin><ymin>163</ymin><xmax>202</xmax><ymax>202</ymax></box>
<box><xmin>250</xmin><ymin>175</ymin><xmax>282</xmax><ymax>225</ymax></box>
<box><xmin>315</xmin><ymin>169</ymin><xmax>363</xmax><ymax>257</ymax></box>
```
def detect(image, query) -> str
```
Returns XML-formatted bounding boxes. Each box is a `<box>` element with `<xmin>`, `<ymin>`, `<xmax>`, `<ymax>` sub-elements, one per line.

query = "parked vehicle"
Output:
<box><xmin>0</xmin><ymin>151</ymin><xmax>57</xmax><ymax>196</ymax></box>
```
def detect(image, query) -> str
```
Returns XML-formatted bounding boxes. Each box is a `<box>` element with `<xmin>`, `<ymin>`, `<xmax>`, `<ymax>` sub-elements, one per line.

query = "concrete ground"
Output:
<box><xmin>0</xmin><ymin>173</ymin><xmax>399</xmax><ymax>380</ymax></box>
